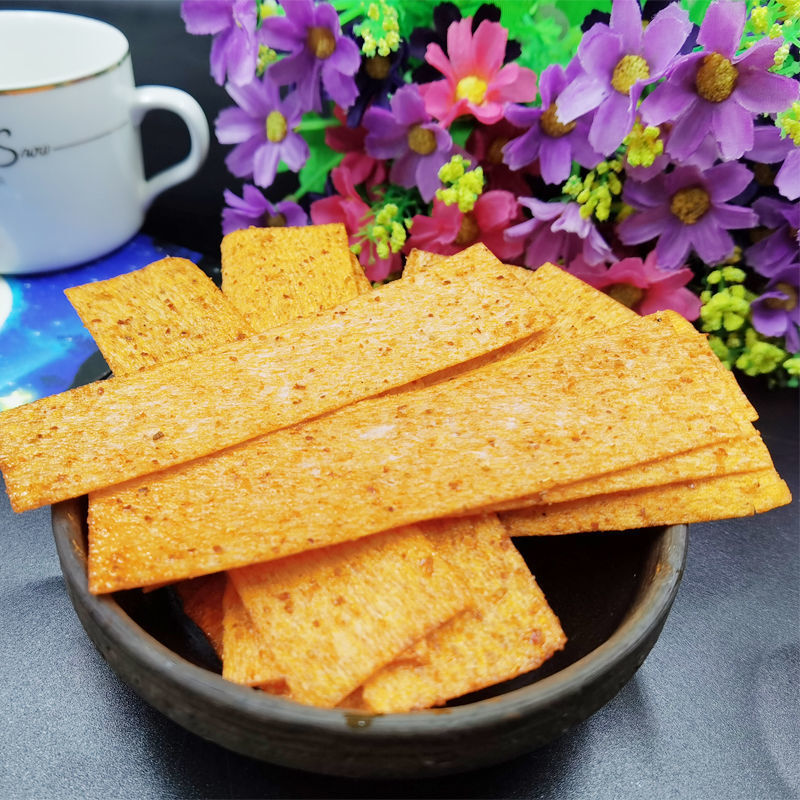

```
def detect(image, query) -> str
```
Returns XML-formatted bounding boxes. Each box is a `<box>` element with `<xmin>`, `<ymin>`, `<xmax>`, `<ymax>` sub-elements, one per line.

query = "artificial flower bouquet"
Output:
<box><xmin>181</xmin><ymin>0</ymin><xmax>800</xmax><ymax>387</ymax></box>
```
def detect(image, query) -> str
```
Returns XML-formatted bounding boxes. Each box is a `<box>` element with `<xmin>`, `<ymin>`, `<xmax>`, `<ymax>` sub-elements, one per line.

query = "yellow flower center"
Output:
<box><xmin>695</xmin><ymin>53</ymin><xmax>738</xmax><ymax>103</ymax></box>
<box><xmin>624</xmin><ymin>120</ymin><xmax>664</xmax><ymax>168</ymax></box>
<box><xmin>539</xmin><ymin>103</ymin><xmax>577</xmax><ymax>138</ymax></box>
<box><xmin>307</xmin><ymin>26</ymin><xmax>336</xmax><ymax>60</ymax></box>
<box><xmin>365</xmin><ymin>55</ymin><xmax>391</xmax><ymax>80</ymax></box>
<box><xmin>264</xmin><ymin>212</ymin><xmax>287</xmax><ymax>228</ymax></box>
<box><xmin>670</xmin><ymin>186</ymin><xmax>711</xmax><ymax>225</ymax></box>
<box><xmin>456</xmin><ymin>75</ymin><xmax>488</xmax><ymax>105</ymax></box>
<box><xmin>611</xmin><ymin>54</ymin><xmax>650</xmax><ymax>95</ymax></box>
<box><xmin>454</xmin><ymin>213</ymin><xmax>479</xmax><ymax>245</ymax></box>
<box><xmin>407</xmin><ymin>124</ymin><xmax>437</xmax><ymax>156</ymax></box>
<box><xmin>265</xmin><ymin>110</ymin><xmax>288</xmax><ymax>143</ymax></box>
<box><xmin>764</xmin><ymin>282</ymin><xmax>798</xmax><ymax>311</ymax></box>
<box><xmin>606</xmin><ymin>284</ymin><xmax>644</xmax><ymax>309</ymax></box>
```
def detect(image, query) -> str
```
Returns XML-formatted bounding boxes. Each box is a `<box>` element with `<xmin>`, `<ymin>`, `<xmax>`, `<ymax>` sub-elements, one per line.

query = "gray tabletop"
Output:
<box><xmin>1</xmin><ymin>378</ymin><xmax>797</xmax><ymax>800</ymax></box>
<box><xmin>1</xmin><ymin>2</ymin><xmax>798</xmax><ymax>797</ymax></box>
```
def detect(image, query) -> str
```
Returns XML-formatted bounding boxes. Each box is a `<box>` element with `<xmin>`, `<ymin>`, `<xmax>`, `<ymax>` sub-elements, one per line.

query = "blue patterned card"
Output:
<box><xmin>0</xmin><ymin>234</ymin><xmax>201</xmax><ymax>409</ymax></box>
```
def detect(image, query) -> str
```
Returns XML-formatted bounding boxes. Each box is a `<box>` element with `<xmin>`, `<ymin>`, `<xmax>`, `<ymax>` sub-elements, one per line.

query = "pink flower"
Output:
<box><xmin>566</xmin><ymin>251</ymin><xmax>701</xmax><ymax>320</ymax></box>
<box><xmin>505</xmin><ymin>198</ymin><xmax>614</xmax><ymax>269</ymax></box>
<box><xmin>419</xmin><ymin>18</ymin><xmax>537</xmax><ymax>127</ymax></box>
<box><xmin>309</xmin><ymin>166</ymin><xmax>399</xmax><ymax>281</ymax></box>
<box><xmin>404</xmin><ymin>191</ymin><xmax>523</xmax><ymax>262</ymax></box>
<box><xmin>325</xmin><ymin>107</ymin><xmax>387</xmax><ymax>193</ymax></box>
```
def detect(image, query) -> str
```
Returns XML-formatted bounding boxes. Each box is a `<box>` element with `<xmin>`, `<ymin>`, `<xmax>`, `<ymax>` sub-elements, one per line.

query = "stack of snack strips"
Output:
<box><xmin>0</xmin><ymin>224</ymin><xmax>790</xmax><ymax>712</ymax></box>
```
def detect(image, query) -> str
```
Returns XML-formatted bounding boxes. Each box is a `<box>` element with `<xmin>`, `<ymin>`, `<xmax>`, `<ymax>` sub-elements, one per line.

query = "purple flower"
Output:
<box><xmin>750</xmin><ymin>262</ymin><xmax>800</xmax><ymax>352</ymax></box>
<box><xmin>776</xmin><ymin>148</ymin><xmax>800</xmax><ymax>201</ymax></box>
<box><xmin>746</xmin><ymin>197</ymin><xmax>800</xmax><ymax>278</ymax></box>
<box><xmin>618</xmin><ymin>162</ymin><xmax>758</xmax><ymax>269</ymax></box>
<box><xmin>744</xmin><ymin>125</ymin><xmax>800</xmax><ymax>200</ymax></box>
<box><xmin>746</xmin><ymin>124</ymin><xmax>795</xmax><ymax>164</ymax></box>
<box><xmin>261</xmin><ymin>0</ymin><xmax>360</xmax><ymax>113</ymax></box>
<box><xmin>363</xmin><ymin>85</ymin><xmax>452</xmax><ymax>202</ymax></box>
<box><xmin>505</xmin><ymin>199</ymin><xmax>615</xmax><ymax>269</ymax></box>
<box><xmin>346</xmin><ymin>39</ymin><xmax>408</xmax><ymax>127</ymax></box>
<box><xmin>555</xmin><ymin>0</ymin><xmax>691</xmax><ymax>156</ymax></box>
<box><xmin>181</xmin><ymin>0</ymin><xmax>263</xmax><ymax>86</ymax></box>
<box><xmin>640</xmin><ymin>1</ymin><xmax>800</xmax><ymax>161</ymax></box>
<box><xmin>215</xmin><ymin>77</ymin><xmax>308</xmax><ymax>188</ymax></box>
<box><xmin>503</xmin><ymin>62</ymin><xmax>602</xmax><ymax>185</ymax></box>
<box><xmin>222</xmin><ymin>184</ymin><xmax>308</xmax><ymax>235</ymax></box>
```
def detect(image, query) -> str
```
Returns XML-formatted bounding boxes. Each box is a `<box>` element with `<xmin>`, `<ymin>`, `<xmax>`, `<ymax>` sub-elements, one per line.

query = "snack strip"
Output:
<box><xmin>1</xmin><ymin>258</ymin><xmax>549</xmax><ymax>511</ymax></box>
<box><xmin>66</xmin><ymin>257</ymin><xmax>257</xmax><ymax>650</ymax></box>
<box><xmin>357</xmin><ymin>515</ymin><xmax>567</xmax><ymax>713</ymax></box>
<box><xmin>64</xmin><ymin>257</ymin><xmax>254</xmax><ymax>373</ymax></box>
<box><xmin>225</xmin><ymin>528</ymin><xmax>473</xmax><ymax>708</ymax></box>
<box><xmin>87</xmin><ymin>314</ymin><xmax>751</xmax><ymax>592</ymax></box>
<box><xmin>501</xmin><ymin>469</ymin><xmax>791</xmax><ymax>536</ymax></box>
<box><xmin>219</xmin><ymin>232</ymin><xmax>564</xmax><ymax>709</ymax></box>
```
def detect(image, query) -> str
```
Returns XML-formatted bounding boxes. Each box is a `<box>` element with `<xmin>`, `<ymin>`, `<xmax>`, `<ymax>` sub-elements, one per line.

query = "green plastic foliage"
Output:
<box><xmin>683</xmin><ymin>0</ymin><xmax>714</xmax><ymax>25</ymax></box>
<box><xmin>554</xmin><ymin>0</ymin><xmax>612</xmax><ymax>25</ymax></box>
<box><xmin>293</xmin><ymin>115</ymin><xmax>343</xmax><ymax>199</ymax></box>
<box><xmin>396</xmin><ymin>0</ymin><xmax>593</xmax><ymax>70</ymax></box>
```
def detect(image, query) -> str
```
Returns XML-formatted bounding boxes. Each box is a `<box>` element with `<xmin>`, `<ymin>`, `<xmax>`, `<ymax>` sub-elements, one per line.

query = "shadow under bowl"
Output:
<box><xmin>52</xmin><ymin>497</ymin><xmax>687</xmax><ymax>779</ymax></box>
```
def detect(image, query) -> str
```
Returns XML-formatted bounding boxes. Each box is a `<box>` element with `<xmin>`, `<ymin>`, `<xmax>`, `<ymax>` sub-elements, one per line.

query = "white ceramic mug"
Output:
<box><xmin>0</xmin><ymin>10</ymin><xmax>210</xmax><ymax>274</ymax></box>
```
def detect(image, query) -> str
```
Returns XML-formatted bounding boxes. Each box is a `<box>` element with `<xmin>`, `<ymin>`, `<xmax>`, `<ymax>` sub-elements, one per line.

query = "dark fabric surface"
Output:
<box><xmin>1</xmin><ymin>2</ymin><xmax>798</xmax><ymax>797</ymax></box>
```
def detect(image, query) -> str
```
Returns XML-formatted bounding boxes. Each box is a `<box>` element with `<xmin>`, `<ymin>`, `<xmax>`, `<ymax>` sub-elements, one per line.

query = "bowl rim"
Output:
<box><xmin>53</xmin><ymin>498</ymin><xmax>688</xmax><ymax>737</ymax></box>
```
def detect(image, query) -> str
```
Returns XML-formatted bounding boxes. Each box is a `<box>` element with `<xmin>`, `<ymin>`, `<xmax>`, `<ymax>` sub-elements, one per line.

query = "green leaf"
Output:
<box><xmin>397</xmin><ymin>0</ymin><xmax>436</xmax><ymax>37</ymax></box>
<box><xmin>293</xmin><ymin>121</ymin><xmax>343</xmax><ymax>200</ymax></box>
<box><xmin>682</xmin><ymin>0</ymin><xmax>714</xmax><ymax>26</ymax></box>
<box><xmin>552</xmin><ymin>0</ymin><xmax>612</xmax><ymax>27</ymax></box>
<box><xmin>450</xmin><ymin>120</ymin><xmax>472</xmax><ymax>149</ymax></box>
<box><xmin>500</xmin><ymin>1</ymin><xmax>594</xmax><ymax>73</ymax></box>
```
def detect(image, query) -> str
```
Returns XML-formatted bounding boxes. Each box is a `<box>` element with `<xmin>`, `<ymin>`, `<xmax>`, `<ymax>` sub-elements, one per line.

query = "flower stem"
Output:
<box><xmin>337</xmin><ymin>6</ymin><xmax>363</xmax><ymax>27</ymax></box>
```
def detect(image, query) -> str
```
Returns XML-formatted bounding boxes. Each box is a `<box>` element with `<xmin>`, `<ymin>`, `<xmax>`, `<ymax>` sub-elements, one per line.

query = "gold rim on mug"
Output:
<box><xmin>0</xmin><ymin>51</ymin><xmax>130</xmax><ymax>96</ymax></box>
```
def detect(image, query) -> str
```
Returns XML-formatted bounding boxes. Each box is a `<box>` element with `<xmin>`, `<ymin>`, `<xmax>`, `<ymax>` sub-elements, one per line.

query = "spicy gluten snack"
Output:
<box><xmin>1</xmin><ymin>223</ymin><xmax>790</xmax><ymax>712</ymax></box>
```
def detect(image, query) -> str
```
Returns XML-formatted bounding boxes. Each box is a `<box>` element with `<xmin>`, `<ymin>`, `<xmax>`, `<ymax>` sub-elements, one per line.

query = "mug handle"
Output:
<box><xmin>131</xmin><ymin>85</ymin><xmax>210</xmax><ymax>210</ymax></box>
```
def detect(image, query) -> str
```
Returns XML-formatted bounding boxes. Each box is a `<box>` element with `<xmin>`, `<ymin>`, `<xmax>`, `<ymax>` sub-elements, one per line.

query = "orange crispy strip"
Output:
<box><xmin>69</xmin><ymin>241</ymin><xmax>373</xmax><ymax>654</ymax></box>
<box><xmin>478</xmin><ymin>432</ymin><xmax>774</xmax><ymax>514</ymax></box>
<box><xmin>224</xmin><ymin>528</ymin><xmax>473</xmax><ymax>708</ymax></box>
<box><xmin>406</xmin><ymin>256</ymin><xmax>762</xmax><ymax>511</ymax></box>
<box><xmin>400</xmin><ymin>250</ymin><xmax>639</xmax><ymax>386</ymax></box>
<box><xmin>404</xmin><ymin>249</ymin><xmax>447</xmax><ymax>275</ymax></box>
<box><xmin>501</xmin><ymin>468</ymin><xmax>792</xmax><ymax>536</ymax></box>
<box><xmin>358</xmin><ymin>515</ymin><xmax>566</xmax><ymax>713</ymax></box>
<box><xmin>221</xmin><ymin>239</ymin><xmax>561</xmax><ymax>706</ymax></box>
<box><xmin>221</xmin><ymin>582</ymin><xmax>286</xmax><ymax>689</ymax></box>
<box><xmin>349</xmin><ymin>253</ymin><xmax>373</xmax><ymax>294</ymax></box>
<box><xmin>395</xmin><ymin>250</ymin><xmax>616</xmax><ymax>391</ymax></box>
<box><xmin>488</xmin><ymin>438</ymin><xmax>769</xmax><ymax>511</ymax></box>
<box><xmin>405</xmin><ymin>248</ymin><xmax>635</xmax><ymax>338</ymax></box>
<box><xmin>66</xmin><ymin>258</ymin><xmax>256</xmax><ymax>648</ymax></box>
<box><xmin>220</xmin><ymin>224</ymin><xmax>365</xmax><ymax>329</ymax></box>
<box><xmin>88</xmin><ymin>314</ymin><xmax>751</xmax><ymax>593</ymax></box>
<box><xmin>64</xmin><ymin>258</ymin><xmax>254</xmax><ymax>374</ymax></box>
<box><xmin>175</xmin><ymin>574</ymin><xmax>227</xmax><ymax>655</ymax></box>
<box><xmin>0</xmin><ymin>258</ymin><xmax>548</xmax><ymax>511</ymax></box>
<box><xmin>406</xmin><ymin>251</ymin><xmax>757</xmax><ymax>422</ymax></box>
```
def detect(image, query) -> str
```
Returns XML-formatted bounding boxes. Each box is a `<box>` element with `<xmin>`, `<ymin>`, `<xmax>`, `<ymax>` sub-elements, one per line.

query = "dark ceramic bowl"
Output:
<box><xmin>52</xmin><ymin>496</ymin><xmax>687</xmax><ymax>778</ymax></box>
